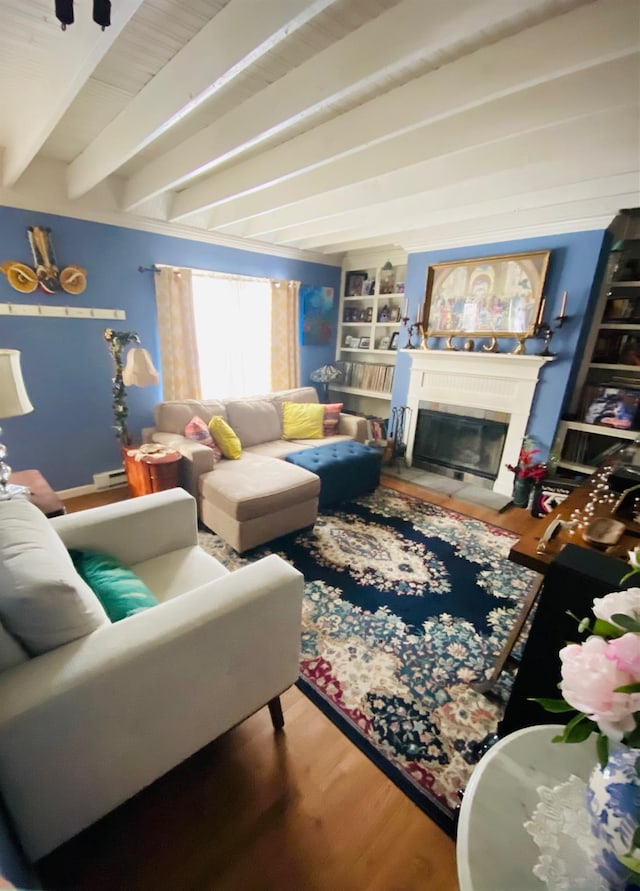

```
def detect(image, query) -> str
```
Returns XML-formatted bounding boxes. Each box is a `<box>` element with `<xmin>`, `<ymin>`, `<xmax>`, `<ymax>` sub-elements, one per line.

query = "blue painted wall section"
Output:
<box><xmin>392</xmin><ymin>230</ymin><xmax>608</xmax><ymax>464</ymax></box>
<box><xmin>0</xmin><ymin>206</ymin><xmax>340</xmax><ymax>489</ymax></box>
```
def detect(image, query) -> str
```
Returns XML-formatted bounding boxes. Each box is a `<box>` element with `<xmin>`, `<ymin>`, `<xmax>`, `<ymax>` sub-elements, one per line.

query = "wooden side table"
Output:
<box><xmin>122</xmin><ymin>446</ymin><xmax>183</xmax><ymax>498</ymax></box>
<box><xmin>8</xmin><ymin>469</ymin><xmax>66</xmax><ymax>518</ymax></box>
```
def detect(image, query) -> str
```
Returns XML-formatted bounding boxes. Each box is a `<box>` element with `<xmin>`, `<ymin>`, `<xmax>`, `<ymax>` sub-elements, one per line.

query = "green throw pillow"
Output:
<box><xmin>69</xmin><ymin>550</ymin><xmax>159</xmax><ymax>622</ymax></box>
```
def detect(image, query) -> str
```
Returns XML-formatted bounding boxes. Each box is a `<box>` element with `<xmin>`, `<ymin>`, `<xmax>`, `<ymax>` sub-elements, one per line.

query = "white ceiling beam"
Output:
<box><xmin>272</xmin><ymin>112</ymin><xmax>638</xmax><ymax>246</ymax></box>
<box><xmin>1</xmin><ymin>0</ymin><xmax>143</xmax><ymax>187</ymax></box>
<box><xmin>67</xmin><ymin>0</ymin><xmax>339</xmax><ymax>199</ymax></box>
<box><xmin>207</xmin><ymin>54</ymin><xmax>638</xmax><ymax>234</ymax></box>
<box><xmin>122</xmin><ymin>0</ymin><xmax>567</xmax><ymax>210</ymax></box>
<box><xmin>171</xmin><ymin>0</ymin><xmax>638</xmax><ymax>222</ymax></box>
<box><xmin>220</xmin><ymin>60</ymin><xmax>638</xmax><ymax>239</ymax></box>
<box><xmin>311</xmin><ymin>196</ymin><xmax>634</xmax><ymax>255</ymax></box>
<box><xmin>286</xmin><ymin>171</ymin><xmax>639</xmax><ymax>250</ymax></box>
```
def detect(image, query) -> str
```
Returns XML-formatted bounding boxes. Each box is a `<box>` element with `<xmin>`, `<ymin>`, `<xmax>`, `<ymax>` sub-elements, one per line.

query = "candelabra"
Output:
<box><xmin>401</xmin><ymin>317</ymin><xmax>425</xmax><ymax>349</ymax></box>
<box><xmin>534</xmin><ymin>291</ymin><xmax>571</xmax><ymax>356</ymax></box>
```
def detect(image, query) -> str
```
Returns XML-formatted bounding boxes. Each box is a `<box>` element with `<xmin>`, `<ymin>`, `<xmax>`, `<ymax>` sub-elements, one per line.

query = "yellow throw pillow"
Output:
<box><xmin>208</xmin><ymin>416</ymin><xmax>242</xmax><ymax>459</ymax></box>
<box><xmin>282</xmin><ymin>402</ymin><xmax>324</xmax><ymax>439</ymax></box>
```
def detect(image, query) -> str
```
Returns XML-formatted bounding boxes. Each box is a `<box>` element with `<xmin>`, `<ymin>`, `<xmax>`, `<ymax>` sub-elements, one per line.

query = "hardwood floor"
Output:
<box><xmin>39</xmin><ymin>477</ymin><xmax>529</xmax><ymax>891</ymax></box>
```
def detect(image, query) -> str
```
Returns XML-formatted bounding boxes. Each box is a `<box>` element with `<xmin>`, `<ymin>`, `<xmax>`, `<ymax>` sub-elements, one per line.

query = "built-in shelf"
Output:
<box><xmin>329</xmin><ymin>384</ymin><xmax>392</xmax><ymax>400</ymax></box>
<box><xmin>562</xmin><ymin>420</ymin><xmax>638</xmax><ymax>439</ymax></box>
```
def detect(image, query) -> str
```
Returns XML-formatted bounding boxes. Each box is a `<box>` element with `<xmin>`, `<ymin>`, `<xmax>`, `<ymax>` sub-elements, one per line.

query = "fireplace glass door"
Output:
<box><xmin>414</xmin><ymin>409</ymin><xmax>508</xmax><ymax>481</ymax></box>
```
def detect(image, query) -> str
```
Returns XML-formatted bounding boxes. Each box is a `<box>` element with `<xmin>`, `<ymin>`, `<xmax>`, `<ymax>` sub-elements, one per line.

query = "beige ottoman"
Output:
<box><xmin>200</xmin><ymin>453</ymin><xmax>320</xmax><ymax>552</ymax></box>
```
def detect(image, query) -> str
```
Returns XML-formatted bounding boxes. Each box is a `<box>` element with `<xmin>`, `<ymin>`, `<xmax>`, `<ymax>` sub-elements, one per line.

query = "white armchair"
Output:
<box><xmin>0</xmin><ymin>489</ymin><xmax>303</xmax><ymax>862</ymax></box>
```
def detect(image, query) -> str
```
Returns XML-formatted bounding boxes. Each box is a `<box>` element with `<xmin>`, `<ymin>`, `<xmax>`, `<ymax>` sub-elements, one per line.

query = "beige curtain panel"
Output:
<box><xmin>154</xmin><ymin>266</ymin><xmax>201</xmax><ymax>401</ymax></box>
<box><xmin>271</xmin><ymin>280</ymin><xmax>300</xmax><ymax>391</ymax></box>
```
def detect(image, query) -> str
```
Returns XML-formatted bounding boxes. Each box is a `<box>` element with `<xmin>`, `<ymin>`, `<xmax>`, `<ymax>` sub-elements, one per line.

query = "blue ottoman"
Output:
<box><xmin>285</xmin><ymin>441</ymin><xmax>382</xmax><ymax>508</ymax></box>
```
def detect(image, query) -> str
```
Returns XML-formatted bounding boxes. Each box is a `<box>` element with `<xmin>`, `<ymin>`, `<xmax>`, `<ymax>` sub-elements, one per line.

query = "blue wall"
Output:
<box><xmin>393</xmin><ymin>230</ymin><xmax>609</xmax><ymax>461</ymax></box>
<box><xmin>0</xmin><ymin>206</ymin><xmax>340</xmax><ymax>490</ymax></box>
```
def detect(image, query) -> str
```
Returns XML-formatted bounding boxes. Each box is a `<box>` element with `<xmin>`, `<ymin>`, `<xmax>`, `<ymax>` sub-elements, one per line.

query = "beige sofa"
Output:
<box><xmin>144</xmin><ymin>387</ymin><xmax>367</xmax><ymax>552</ymax></box>
<box><xmin>0</xmin><ymin>489</ymin><xmax>303</xmax><ymax>861</ymax></box>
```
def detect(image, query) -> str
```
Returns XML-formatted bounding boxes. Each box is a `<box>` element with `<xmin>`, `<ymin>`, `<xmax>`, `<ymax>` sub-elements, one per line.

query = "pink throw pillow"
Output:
<box><xmin>184</xmin><ymin>416</ymin><xmax>223</xmax><ymax>459</ymax></box>
<box><xmin>323</xmin><ymin>403</ymin><xmax>343</xmax><ymax>437</ymax></box>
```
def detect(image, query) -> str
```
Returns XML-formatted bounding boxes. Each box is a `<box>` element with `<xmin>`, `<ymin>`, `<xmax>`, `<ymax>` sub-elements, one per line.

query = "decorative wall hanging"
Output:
<box><xmin>1</xmin><ymin>227</ymin><xmax>87</xmax><ymax>295</ymax></box>
<box><xmin>423</xmin><ymin>250</ymin><xmax>550</xmax><ymax>340</ymax></box>
<box><xmin>301</xmin><ymin>285</ymin><xmax>334</xmax><ymax>345</ymax></box>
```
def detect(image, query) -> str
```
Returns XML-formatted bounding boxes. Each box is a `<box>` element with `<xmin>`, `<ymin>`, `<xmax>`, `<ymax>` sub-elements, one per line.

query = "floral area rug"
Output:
<box><xmin>197</xmin><ymin>486</ymin><xmax>536</xmax><ymax>836</ymax></box>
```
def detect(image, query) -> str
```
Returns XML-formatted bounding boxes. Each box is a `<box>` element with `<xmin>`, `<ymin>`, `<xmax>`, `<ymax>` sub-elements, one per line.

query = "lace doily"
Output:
<box><xmin>523</xmin><ymin>774</ymin><xmax>607</xmax><ymax>891</ymax></box>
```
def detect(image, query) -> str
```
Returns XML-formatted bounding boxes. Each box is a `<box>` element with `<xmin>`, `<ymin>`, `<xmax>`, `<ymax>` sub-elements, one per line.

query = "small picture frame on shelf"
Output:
<box><xmin>359</xmin><ymin>336</ymin><xmax>371</xmax><ymax>349</ymax></box>
<box><xmin>582</xmin><ymin>385</ymin><xmax>640</xmax><ymax>430</ymax></box>
<box><xmin>378</xmin><ymin>335</ymin><xmax>391</xmax><ymax>350</ymax></box>
<box><xmin>362</xmin><ymin>279</ymin><xmax>373</xmax><ymax>296</ymax></box>
<box><xmin>345</xmin><ymin>270</ymin><xmax>367</xmax><ymax>297</ymax></box>
<box><xmin>344</xmin><ymin>335</ymin><xmax>354</xmax><ymax>347</ymax></box>
<box><xmin>389</xmin><ymin>331</ymin><xmax>399</xmax><ymax>350</ymax></box>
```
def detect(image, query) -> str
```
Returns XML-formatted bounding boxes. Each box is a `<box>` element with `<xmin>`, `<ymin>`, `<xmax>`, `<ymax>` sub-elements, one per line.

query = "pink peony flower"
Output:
<box><xmin>559</xmin><ymin>636</ymin><xmax>640</xmax><ymax>741</ymax></box>
<box><xmin>592</xmin><ymin>588</ymin><xmax>640</xmax><ymax>627</ymax></box>
<box><xmin>605</xmin><ymin>633</ymin><xmax>640</xmax><ymax>677</ymax></box>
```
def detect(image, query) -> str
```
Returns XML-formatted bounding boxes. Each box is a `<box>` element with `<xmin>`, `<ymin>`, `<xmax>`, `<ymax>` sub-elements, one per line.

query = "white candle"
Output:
<box><xmin>402</xmin><ymin>297</ymin><xmax>409</xmax><ymax>319</ymax></box>
<box><xmin>560</xmin><ymin>290</ymin><xmax>568</xmax><ymax>317</ymax></box>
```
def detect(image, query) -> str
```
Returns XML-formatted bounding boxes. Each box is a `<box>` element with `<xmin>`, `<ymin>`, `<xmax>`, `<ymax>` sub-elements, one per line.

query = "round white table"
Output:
<box><xmin>456</xmin><ymin>724</ymin><xmax>596</xmax><ymax>891</ymax></box>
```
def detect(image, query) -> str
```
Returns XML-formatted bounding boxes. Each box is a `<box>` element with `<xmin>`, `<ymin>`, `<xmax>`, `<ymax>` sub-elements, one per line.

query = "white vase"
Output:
<box><xmin>586</xmin><ymin>747</ymin><xmax>640</xmax><ymax>890</ymax></box>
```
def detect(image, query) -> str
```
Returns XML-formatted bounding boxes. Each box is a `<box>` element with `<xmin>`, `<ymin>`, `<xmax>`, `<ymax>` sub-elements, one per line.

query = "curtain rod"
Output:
<box><xmin>137</xmin><ymin>263</ymin><xmax>280</xmax><ymax>285</ymax></box>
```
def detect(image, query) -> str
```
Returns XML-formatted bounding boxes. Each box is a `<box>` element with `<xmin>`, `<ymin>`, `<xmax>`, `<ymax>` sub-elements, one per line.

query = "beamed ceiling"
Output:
<box><xmin>0</xmin><ymin>0</ymin><xmax>638</xmax><ymax>263</ymax></box>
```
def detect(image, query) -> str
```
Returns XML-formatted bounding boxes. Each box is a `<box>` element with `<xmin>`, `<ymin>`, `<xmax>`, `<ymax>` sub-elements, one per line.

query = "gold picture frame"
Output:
<box><xmin>423</xmin><ymin>250</ymin><xmax>551</xmax><ymax>339</ymax></box>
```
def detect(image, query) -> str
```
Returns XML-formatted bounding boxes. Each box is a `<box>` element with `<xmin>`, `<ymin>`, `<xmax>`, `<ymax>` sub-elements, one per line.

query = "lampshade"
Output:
<box><xmin>0</xmin><ymin>350</ymin><xmax>34</xmax><ymax>418</ymax></box>
<box><xmin>122</xmin><ymin>348</ymin><xmax>159</xmax><ymax>387</ymax></box>
<box><xmin>310</xmin><ymin>364</ymin><xmax>343</xmax><ymax>384</ymax></box>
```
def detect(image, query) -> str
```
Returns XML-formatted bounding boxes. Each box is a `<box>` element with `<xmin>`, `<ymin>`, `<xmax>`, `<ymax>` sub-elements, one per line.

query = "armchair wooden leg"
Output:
<box><xmin>267</xmin><ymin>695</ymin><xmax>284</xmax><ymax>730</ymax></box>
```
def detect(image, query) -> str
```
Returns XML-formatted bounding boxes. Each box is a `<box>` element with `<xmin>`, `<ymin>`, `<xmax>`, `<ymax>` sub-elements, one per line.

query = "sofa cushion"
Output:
<box><xmin>225</xmin><ymin>399</ymin><xmax>281</xmax><ymax>448</ymax></box>
<box><xmin>208</xmin><ymin>416</ymin><xmax>242</xmax><ymax>459</ymax></box>
<box><xmin>271</xmin><ymin>387</ymin><xmax>319</xmax><ymax>423</ymax></box>
<box><xmin>323</xmin><ymin>402</ymin><xmax>344</xmax><ymax>436</ymax></box>
<box><xmin>201</xmin><ymin>454</ymin><xmax>320</xmax><ymax>522</ymax></box>
<box><xmin>282</xmin><ymin>402</ymin><xmax>324</xmax><ymax>439</ymax></box>
<box><xmin>0</xmin><ymin>621</ymin><xmax>29</xmax><ymax>671</ymax></box>
<box><xmin>0</xmin><ymin>501</ymin><xmax>109</xmax><ymax>655</ymax></box>
<box><xmin>69</xmin><ymin>550</ymin><xmax>160</xmax><ymax>622</ymax></box>
<box><xmin>155</xmin><ymin>399</ymin><xmax>226</xmax><ymax>435</ymax></box>
<box><xmin>184</xmin><ymin>416</ymin><xmax>223</xmax><ymax>459</ymax></box>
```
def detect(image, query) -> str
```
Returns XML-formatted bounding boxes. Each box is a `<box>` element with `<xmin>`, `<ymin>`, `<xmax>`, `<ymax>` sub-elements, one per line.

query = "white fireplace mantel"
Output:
<box><xmin>402</xmin><ymin>350</ymin><xmax>553</xmax><ymax>497</ymax></box>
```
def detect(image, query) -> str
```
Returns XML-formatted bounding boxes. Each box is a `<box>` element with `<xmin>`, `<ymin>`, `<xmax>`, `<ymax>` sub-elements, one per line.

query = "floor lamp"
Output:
<box><xmin>0</xmin><ymin>349</ymin><xmax>34</xmax><ymax>499</ymax></box>
<box><xmin>104</xmin><ymin>328</ymin><xmax>159</xmax><ymax>445</ymax></box>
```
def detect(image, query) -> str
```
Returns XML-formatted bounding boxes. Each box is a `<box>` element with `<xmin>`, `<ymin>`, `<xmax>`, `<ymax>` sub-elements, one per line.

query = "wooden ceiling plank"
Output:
<box><xmin>170</xmin><ymin>0</ymin><xmax>637</xmax><ymax>221</ymax></box>
<box><xmin>66</xmin><ymin>0</ymin><xmax>340</xmax><ymax>199</ymax></box>
<box><xmin>1</xmin><ymin>0</ymin><xmax>144</xmax><ymax>187</ymax></box>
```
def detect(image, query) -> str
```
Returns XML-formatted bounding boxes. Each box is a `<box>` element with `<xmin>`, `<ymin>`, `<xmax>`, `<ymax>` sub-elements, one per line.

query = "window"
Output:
<box><xmin>192</xmin><ymin>272</ymin><xmax>272</xmax><ymax>398</ymax></box>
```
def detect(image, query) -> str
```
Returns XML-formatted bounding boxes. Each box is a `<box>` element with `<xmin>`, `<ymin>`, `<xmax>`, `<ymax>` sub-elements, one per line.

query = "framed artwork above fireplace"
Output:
<box><xmin>423</xmin><ymin>250</ymin><xmax>550</xmax><ymax>339</ymax></box>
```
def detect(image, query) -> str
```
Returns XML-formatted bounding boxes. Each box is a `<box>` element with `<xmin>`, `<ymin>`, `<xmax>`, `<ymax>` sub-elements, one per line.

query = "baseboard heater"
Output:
<box><xmin>93</xmin><ymin>467</ymin><xmax>127</xmax><ymax>490</ymax></box>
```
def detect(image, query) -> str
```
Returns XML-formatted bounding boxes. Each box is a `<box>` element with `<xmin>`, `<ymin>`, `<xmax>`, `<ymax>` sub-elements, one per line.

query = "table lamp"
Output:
<box><xmin>310</xmin><ymin>364</ymin><xmax>343</xmax><ymax>402</ymax></box>
<box><xmin>0</xmin><ymin>349</ymin><xmax>34</xmax><ymax>499</ymax></box>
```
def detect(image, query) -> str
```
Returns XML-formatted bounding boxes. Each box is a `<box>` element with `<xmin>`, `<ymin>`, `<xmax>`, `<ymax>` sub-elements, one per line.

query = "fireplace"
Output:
<box><xmin>404</xmin><ymin>351</ymin><xmax>552</xmax><ymax>497</ymax></box>
<box><xmin>413</xmin><ymin>403</ymin><xmax>509</xmax><ymax>488</ymax></box>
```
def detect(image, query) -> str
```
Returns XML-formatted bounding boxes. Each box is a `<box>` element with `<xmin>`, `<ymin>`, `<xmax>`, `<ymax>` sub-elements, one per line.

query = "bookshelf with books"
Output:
<box><xmin>552</xmin><ymin>210</ymin><xmax>640</xmax><ymax>481</ymax></box>
<box><xmin>332</xmin><ymin>253</ymin><xmax>406</xmax><ymax>415</ymax></box>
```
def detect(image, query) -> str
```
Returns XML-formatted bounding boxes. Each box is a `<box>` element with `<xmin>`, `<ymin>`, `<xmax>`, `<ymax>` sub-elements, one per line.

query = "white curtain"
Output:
<box><xmin>192</xmin><ymin>273</ymin><xmax>272</xmax><ymax>398</ymax></box>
